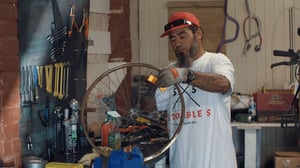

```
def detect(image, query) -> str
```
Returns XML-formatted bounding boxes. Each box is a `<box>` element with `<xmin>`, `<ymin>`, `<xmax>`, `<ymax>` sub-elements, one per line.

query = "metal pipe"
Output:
<box><xmin>289</xmin><ymin>7</ymin><xmax>295</xmax><ymax>83</ymax></box>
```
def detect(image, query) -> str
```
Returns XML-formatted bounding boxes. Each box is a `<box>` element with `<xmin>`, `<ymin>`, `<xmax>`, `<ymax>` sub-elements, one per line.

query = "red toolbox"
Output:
<box><xmin>253</xmin><ymin>90</ymin><xmax>295</xmax><ymax>122</ymax></box>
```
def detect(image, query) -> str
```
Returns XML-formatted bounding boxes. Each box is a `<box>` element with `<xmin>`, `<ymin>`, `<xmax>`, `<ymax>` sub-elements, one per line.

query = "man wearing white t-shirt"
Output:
<box><xmin>155</xmin><ymin>11</ymin><xmax>237</xmax><ymax>168</ymax></box>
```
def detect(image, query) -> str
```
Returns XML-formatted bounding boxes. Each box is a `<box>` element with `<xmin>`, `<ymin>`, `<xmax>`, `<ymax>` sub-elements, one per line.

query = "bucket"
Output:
<box><xmin>22</xmin><ymin>156</ymin><xmax>48</xmax><ymax>168</ymax></box>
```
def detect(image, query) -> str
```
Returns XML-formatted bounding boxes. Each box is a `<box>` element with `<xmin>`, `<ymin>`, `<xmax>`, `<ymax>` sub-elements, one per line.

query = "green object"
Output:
<box><xmin>235</xmin><ymin>113</ymin><xmax>253</xmax><ymax>123</ymax></box>
<box><xmin>106</xmin><ymin>111</ymin><xmax>121</xmax><ymax>150</ymax></box>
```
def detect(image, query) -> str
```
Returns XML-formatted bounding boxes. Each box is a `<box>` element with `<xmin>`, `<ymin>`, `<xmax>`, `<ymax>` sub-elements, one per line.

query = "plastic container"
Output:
<box><xmin>92</xmin><ymin>157</ymin><xmax>102</xmax><ymax>168</ymax></box>
<box><xmin>101</xmin><ymin>115</ymin><xmax>112</xmax><ymax>146</ymax></box>
<box><xmin>248</xmin><ymin>96</ymin><xmax>256</xmax><ymax>118</ymax></box>
<box><xmin>107</xmin><ymin>111</ymin><xmax>121</xmax><ymax>150</ymax></box>
<box><xmin>108</xmin><ymin>118</ymin><xmax>121</xmax><ymax>150</ymax></box>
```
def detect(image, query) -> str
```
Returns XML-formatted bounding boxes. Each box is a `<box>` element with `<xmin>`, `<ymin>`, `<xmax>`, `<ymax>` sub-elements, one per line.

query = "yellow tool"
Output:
<box><xmin>45</xmin><ymin>64</ymin><xmax>53</xmax><ymax>93</ymax></box>
<box><xmin>38</xmin><ymin>66</ymin><xmax>43</xmax><ymax>88</ymax></box>
<box><xmin>53</xmin><ymin>63</ymin><xmax>59</xmax><ymax>97</ymax></box>
<box><xmin>58</xmin><ymin>63</ymin><xmax>64</xmax><ymax>100</ymax></box>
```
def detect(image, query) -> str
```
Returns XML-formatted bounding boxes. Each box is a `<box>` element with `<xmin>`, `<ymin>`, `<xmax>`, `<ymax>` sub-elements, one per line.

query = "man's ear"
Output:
<box><xmin>196</xmin><ymin>28</ymin><xmax>202</xmax><ymax>41</ymax></box>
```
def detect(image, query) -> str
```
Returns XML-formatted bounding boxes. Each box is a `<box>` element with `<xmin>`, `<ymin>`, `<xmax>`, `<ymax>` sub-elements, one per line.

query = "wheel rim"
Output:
<box><xmin>80</xmin><ymin>63</ymin><xmax>185</xmax><ymax>164</ymax></box>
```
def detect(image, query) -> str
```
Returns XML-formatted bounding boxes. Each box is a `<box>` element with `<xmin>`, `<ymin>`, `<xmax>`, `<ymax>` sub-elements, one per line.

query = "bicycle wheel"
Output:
<box><xmin>80</xmin><ymin>62</ymin><xmax>185</xmax><ymax>164</ymax></box>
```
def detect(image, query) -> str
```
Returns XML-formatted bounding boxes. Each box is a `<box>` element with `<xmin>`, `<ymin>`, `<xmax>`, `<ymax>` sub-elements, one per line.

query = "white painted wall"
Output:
<box><xmin>87</xmin><ymin>0</ymin><xmax>112</xmax><ymax>89</ymax></box>
<box><xmin>139</xmin><ymin>0</ymin><xmax>300</xmax><ymax>94</ymax></box>
<box><xmin>87</xmin><ymin>0</ymin><xmax>136</xmax><ymax>89</ymax></box>
<box><xmin>87</xmin><ymin>0</ymin><xmax>300</xmax><ymax>94</ymax></box>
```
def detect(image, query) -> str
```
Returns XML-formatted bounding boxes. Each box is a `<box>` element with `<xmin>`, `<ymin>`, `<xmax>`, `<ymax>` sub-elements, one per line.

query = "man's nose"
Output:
<box><xmin>173</xmin><ymin>39</ymin><xmax>182</xmax><ymax>49</ymax></box>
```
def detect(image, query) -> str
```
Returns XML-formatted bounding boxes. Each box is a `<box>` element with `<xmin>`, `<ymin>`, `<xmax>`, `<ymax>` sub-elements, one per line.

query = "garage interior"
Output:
<box><xmin>0</xmin><ymin>0</ymin><xmax>299</xmax><ymax>168</ymax></box>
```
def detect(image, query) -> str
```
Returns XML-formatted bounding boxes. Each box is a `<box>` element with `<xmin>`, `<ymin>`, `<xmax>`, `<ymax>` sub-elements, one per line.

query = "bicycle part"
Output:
<box><xmin>273</xmin><ymin>49</ymin><xmax>300</xmax><ymax>58</ymax></box>
<box><xmin>80</xmin><ymin>63</ymin><xmax>185</xmax><ymax>164</ymax></box>
<box><xmin>271</xmin><ymin>49</ymin><xmax>300</xmax><ymax>68</ymax></box>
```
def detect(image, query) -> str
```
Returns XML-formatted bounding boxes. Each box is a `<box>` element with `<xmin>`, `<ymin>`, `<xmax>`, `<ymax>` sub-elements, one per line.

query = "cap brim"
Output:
<box><xmin>160</xmin><ymin>24</ymin><xmax>190</xmax><ymax>38</ymax></box>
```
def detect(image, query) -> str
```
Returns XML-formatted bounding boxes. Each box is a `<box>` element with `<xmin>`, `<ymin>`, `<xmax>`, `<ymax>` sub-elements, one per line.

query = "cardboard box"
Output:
<box><xmin>275</xmin><ymin>152</ymin><xmax>300</xmax><ymax>168</ymax></box>
<box><xmin>254</xmin><ymin>90</ymin><xmax>295</xmax><ymax>122</ymax></box>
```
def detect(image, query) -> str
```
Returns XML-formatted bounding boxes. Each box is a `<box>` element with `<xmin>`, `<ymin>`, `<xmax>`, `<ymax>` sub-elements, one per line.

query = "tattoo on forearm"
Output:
<box><xmin>193</xmin><ymin>74</ymin><xmax>229</xmax><ymax>93</ymax></box>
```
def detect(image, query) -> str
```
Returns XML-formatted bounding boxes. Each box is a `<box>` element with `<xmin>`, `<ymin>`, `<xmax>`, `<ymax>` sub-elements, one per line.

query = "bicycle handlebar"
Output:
<box><xmin>273</xmin><ymin>49</ymin><xmax>299</xmax><ymax>58</ymax></box>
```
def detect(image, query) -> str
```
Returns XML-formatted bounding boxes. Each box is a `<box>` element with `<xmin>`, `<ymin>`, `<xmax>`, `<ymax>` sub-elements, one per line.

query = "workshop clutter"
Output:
<box><xmin>54</xmin><ymin>99</ymin><xmax>89</xmax><ymax>154</ymax></box>
<box><xmin>19</xmin><ymin>61</ymin><xmax>88</xmax><ymax>160</ymax></box>
<box><xmin>20</xmin><ymin>63</ymin><xmax>71</xmax><ymax>106</ymax></box>
<box><xmin>253</xmin><ymin>89</ymin><xmax>295</xmax><ymax>122</ymax></box>
<box><xmin>17</xmin><ymin>0</ymin><xmax>90</xmax><ymax>166</ymax></box>
<box><xmin>82</xmin><ymin>112</ymin><xmax>157</xmax><ymax>165</ymax></box>
<box><xmin>91</xmin><ymin>146</ymin><xmax>146</xmax><ymax>168</ymax></box>
<box><xmin>231</xmin><ymin>93</ymin><xmax>252</xmax><ymax>122</ymax></box>
<box><xmin>233</xmin><ymin>94</ymin><xmax>257</xmax><ymax>123</ymax></box>
<box><xmin>78</xmin><ymin>147</ymin><xmax>146</xmax><ymax>168</ymax></box>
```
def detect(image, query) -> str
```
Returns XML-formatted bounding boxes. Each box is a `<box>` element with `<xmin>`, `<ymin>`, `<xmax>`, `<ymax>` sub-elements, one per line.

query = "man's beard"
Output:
<box><xmin>175</xmin><ymin>40</ymin><xmax>199</xmax><ymax>67</ymax></box>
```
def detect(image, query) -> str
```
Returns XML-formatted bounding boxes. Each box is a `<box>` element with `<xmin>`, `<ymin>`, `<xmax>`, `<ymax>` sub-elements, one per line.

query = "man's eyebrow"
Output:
<box><xmin>178</xmin><ymin>30</ymin><xmax>187</xmax><ymax>36</ymax></box>
<box><xmin>169</xmin><ymin>29</ymin><xmax>188</xmax><ymax>38</ymax></box>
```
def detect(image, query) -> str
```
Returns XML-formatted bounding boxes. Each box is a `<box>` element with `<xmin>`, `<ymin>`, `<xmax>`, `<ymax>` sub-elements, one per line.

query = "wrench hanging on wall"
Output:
<box><xmin>58</xmin><ymin>63</ymin><xmax>64</xmax><ymax>100</ymax></box>
<box><xmin>47</xmin><ymin>0</ymin><xmax>67</xmax><ymax>62</ymax></box>
<box><xmin>52</xmin><ymin>62</ymin><xmax>69</xmax><ymax>100</ymax></box>
<box><xmin>45</xmin><ymin>64</ymin><xmax>53</xmax><ymax>94</ymax></box>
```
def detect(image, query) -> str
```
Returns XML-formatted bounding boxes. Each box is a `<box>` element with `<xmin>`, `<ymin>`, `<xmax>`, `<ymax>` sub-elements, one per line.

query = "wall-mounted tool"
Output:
<box><xmin>58</xmin><ymin>63</ymin><xmax>64</xmax><ymax>99</ymax></box>
<box><xmin>63</xmin><ymin>62</ymin><xmax>70</xmax><ymax>99</ymax></box>
<box><xmin>38</xmin><ymin>97</ymin><xmax>50</xmax><ymax>127</ymax></box>
<box><xmin>47</xmin><ymin>27</ymin><xmax>67</xmax><ymax>44</ymax></box>
<box><xmin>37</xmin><ymin>66</ymin><xmax>43</xmax><ymax>89</ymax></box>
<box><xmin>242</xmin><ymin>0</ymin><xmax>262</xmax><ymax>54</ymax></box>
<box><xmin>21</xmin><ymin>65</ymin><xmax>37</xmax><ymax>106</ymax></box>
<box><xmin>79</xmin><ymin>8</ymin><xmax>89</xmax><ymax>39</ymax></box>
<box><xmin>45</xmin><ymin>64</ymin><xmax>53</xmax><ymax>94</ymax></box>
<box><xmin>38</xmin><ymin>96</ymin><xmax>53</xmax><ymax>161</ymax></box>
<box><xmin>32</xmin><ymin>66</ymin><xmax>39</xmax><ymax>102</ymax></box>
<box><xmin>53</xmin><ymin>62</ymin><xmax>68</xmax><ymax>100</ymax></box>
<box><xmin>53</xmin><ymin>63</ymin><xmax>59</xmax><ymax>97</ymax></box>
<box><xmin>26</xmin><ymin>134</ymin><xmax>33</xmax><ymax>150</ymax></box>
<box><xmin>20</xmin><ymin>66</ymin><xmax>26</xmax><ymax>106</ymax></box>
<box><xmin>68</xmin><ymin>4</ymin><xmax>78</xmax><ymax>37</ymax></box>
<box><xmin>68</xmin><ymin>5</ymin><xmax>89</xmax><ymax>38</ymax></box>
<box><xmin>48</xmin><ymin>0</ymin><xmax>67</xmax><ymax>62</ymax></box>
<box><xmin>216</xmin><ymin>0</ymin><xmax>240</xmax><ymax>53</ymax></box>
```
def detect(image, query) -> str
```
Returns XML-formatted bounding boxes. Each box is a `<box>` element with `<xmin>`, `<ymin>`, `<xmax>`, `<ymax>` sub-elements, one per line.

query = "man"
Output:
<box><xmin>155</xmin><ymin>11</ymin><xmax>237</xmax><ymax>168</ymax></box>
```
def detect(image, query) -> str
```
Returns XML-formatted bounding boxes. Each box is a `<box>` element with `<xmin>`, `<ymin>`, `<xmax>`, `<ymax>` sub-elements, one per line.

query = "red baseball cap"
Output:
<box><xmin>160</xmin><ymin>12</ymin><xmax>200</xmax><ymax>38</ymax></box>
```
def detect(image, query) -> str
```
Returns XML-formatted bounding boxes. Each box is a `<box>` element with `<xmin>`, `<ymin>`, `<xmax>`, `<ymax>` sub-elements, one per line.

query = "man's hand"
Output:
<box><xmin>156</xmin><ymin>67</ymin><xmax>188</xmax><ymax>87</ymax></box>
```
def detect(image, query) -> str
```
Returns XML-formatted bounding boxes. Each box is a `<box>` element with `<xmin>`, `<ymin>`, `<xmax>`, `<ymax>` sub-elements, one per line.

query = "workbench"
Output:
<box><xmin>231</xmin><ymin>122</ymin><xmax>296</xmax><ymax>168</ymax></box>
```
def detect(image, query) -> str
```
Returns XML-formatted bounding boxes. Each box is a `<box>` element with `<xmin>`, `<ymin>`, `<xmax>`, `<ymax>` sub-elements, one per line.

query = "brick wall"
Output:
<box><xmin>0</xmin><ymin>0</ymin><xmax>21</xmax><ymax>167</ymax></box>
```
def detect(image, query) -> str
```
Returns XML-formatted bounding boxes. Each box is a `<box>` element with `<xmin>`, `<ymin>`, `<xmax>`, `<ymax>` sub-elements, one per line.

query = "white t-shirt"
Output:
<box><xmin>155</xmin><ymin>52</ymin><xmax>237</xmax><ymax>168</ymax></box>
